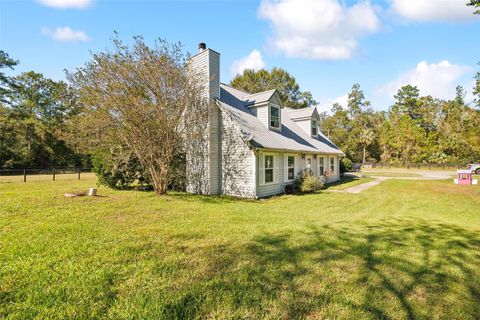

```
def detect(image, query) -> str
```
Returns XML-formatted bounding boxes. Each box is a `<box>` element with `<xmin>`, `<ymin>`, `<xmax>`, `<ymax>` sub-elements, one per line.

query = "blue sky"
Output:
<box><xmin>1</xmin><ymin>0</ymin><xmax>479</xmax><ymax>111</ymax></box>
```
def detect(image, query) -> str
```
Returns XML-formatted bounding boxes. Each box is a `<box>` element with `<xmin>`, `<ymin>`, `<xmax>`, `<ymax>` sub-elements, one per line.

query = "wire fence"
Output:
<box><xmin>0</xmin><ymin>167</ymin><xmax>93</xmax><ymax>183</ymax></box>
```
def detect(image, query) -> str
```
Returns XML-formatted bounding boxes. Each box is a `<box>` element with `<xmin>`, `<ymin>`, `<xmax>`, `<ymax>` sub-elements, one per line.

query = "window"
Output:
<box><xmin>265</xmin><ymin>155</ymin><xmax>274</xmax><ymax>183</ymax></box>
<box><xmin>311</xmin><ymin>119</ymin><xmax>318</xmax><ymax>136</ymax></box>
<box><xmin>318</xmin><ymin>156</ymin><xmax>324</xmax><ymax>175</ymax></box>
<box><xmin>270</xmin><ymin>105</ymin><xmax>280</xmax><ymax>128</ymax></box>
<box><xmin>287</xmin><ymin>156</ymin><xmax>295</xmax><ymax>180</ymax></box>
<box><xmin>330</xmin><ymin>157</ymin><xmax>335</xmax><ymax>173</ymax></box>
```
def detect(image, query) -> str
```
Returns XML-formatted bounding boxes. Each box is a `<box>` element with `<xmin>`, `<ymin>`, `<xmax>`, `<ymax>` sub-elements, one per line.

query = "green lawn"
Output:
<box><xmin>1</xmin><ymin>176</ymin><xmax>479</xmax><ymax>319</ymax></box>
<box><xmin>324</xmin><ymin>175</ymin><xmax>375</xmax><ymax>190</ymax></box>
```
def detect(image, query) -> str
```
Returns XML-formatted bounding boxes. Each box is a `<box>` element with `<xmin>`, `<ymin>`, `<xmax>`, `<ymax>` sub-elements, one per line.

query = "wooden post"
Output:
<box><xmin>23</xmin><ymin>169</ymin><xmax>26</xmax><ymax>182</ymax></box>
<box><xmin>77</xmin><ymin>169</ymin><xmax>80</xmax><ymax>180</ymax></box>
<box><xmin>53</xmin><ymin>168</ymin><xmax>56</xmax><ymax>181</ymax></box>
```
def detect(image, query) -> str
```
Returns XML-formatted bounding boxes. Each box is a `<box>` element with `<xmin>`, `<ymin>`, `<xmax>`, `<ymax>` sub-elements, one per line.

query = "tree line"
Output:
<box><xmin>320</xmin><ymin>83</ymin><xmax>480</xmax><ymax>167</ymax></box>
<box><xmin>0</xmin><ymin>51</ymin><xmax>86</xmax><ymax>169</ymax></box>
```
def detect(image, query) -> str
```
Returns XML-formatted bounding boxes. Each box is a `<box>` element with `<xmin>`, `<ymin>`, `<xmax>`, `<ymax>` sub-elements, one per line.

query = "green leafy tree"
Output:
<box><xmin>347</xmin><ymin>83</ymin><xmax>371</xmax><ymax>117</ymax></box>
<box><xmin>230</xmin><ymin>67</ymin><xmax>317</xmax><ymax>109</ymax></box>
<box><xmin>359</xmin><ymin>128</ymin><xmax>375</xmax><ymax>164</ymax></box>
<box><xmin>392</xmin><ymin>85</ymin><xmax>421</xmax><ymax>120</ymax></box>
<box><xmin>473</xmin><ymin>68</ymin><xmax>480</xmax><ymax>108</ymax></box>
<box><xmin>467</xmin><ymin>0</ymin><xmax>480</xmax><ymax>14</ymax></box>
<box><xmin>1</xmin><ymin>71</ymin><xmax>80</xmax><ymax>168</ymax></box>
<box><xmin>0</xmin><ymin>51</ymin><xmax>19</xmax><ymax>104</ymax></box>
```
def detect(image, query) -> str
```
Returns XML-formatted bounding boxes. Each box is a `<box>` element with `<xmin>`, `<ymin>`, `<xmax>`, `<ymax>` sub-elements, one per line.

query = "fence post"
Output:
<box><xmin>53</xmin><ymin>168</ymin><xmax>56</xmax><ymax>181</ymax></box>
<box><xmin>23</xmin><ymin>170</ymin><xmax>26</xmax><ymax>182</ymax></box>
<box><xmin>77</xmin><ymin>169</ymin><xmax>80</xmax><ymax>180</ymax></box>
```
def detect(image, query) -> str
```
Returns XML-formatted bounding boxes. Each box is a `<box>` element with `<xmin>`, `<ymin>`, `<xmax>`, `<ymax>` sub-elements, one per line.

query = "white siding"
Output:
<box><xmin>253</xmin><ymin>105</ymin><xmax>269</xmax><ymax>129</ymax></box>
<box><xmin>221</xmin><ymin>112</ymin><xmax>256</xmax><ymax>198</ymax></box>
<box><xmin>186</xmin><ymin>49</ymin><xmax>222</xmax><ymax>195</ymax></box>
<box><xmin>257</xmin><ymin>152</ymin><xmax>284</xmax><ymax>197</ymax></box>
<box><xmin>294</xmin><ymin>119</ymin><xmax>311</xmax><ymax>136</ymax></box>
<box><xmin>325</xmin><ymin>155</ymin><xmax>340</xmax><ymax>183</ymax></box>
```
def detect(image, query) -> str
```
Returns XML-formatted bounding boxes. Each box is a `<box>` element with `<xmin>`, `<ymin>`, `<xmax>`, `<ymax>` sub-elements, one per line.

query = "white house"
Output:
<box><xmin>186</xmin><ymin>43</ymin><xmax>344</xmax><ymax>198</ymax></box>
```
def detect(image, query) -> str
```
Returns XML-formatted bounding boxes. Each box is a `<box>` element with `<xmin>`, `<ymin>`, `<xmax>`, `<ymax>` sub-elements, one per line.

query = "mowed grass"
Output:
<box><xmin>1</xmin><ymin>176</ymin><xmax>479</xmax><ymax>319</ymax></box>
<box><xmin>324</xmin><ymin>175</ymin><xmax>375</xmax><ymax>190</ymax></box>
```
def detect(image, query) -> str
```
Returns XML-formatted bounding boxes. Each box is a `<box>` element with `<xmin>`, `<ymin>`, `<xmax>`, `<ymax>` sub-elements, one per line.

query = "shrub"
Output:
<box><xmin>294</xmin><ymin>169</ymin><xmax>325</xmax><ymax>193</ymax></box>
<box><xmin>91</xmin><ymin>148</ymin><xmax>150</xmax><ymax>190</ymax></box>
<box><xmin>340</xmin><ymin>157</ymin><xmax>353</xmax><ymax>172</ymax></box>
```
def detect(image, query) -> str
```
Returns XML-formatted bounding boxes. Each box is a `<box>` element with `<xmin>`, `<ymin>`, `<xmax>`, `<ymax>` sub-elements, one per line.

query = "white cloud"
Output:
<box><xmin>37</xmin><ymin>0</ymin><xmax>92</xmax><ymax>9</ymax></box>
<box><xmin>317</xmin><ymin>93</ymin><xmax>349</xmax><ymax>113</ymax></box>
<box><xmin>230</xmin><ymin>49</ymin><xmax>266</xmax><ymax>75</ymax></box>
<box><xmin>390</xmin><ymin>0</ymin><xmax>478</xmax><ymax>22</ymax></box>
<box><xmin>42</xmin><ymin>26</ymin><xmax>90</xmax><ymax>42</ymax></box>
<box><xmin>258</xmin><ymin>0</ymin><xmax>381</xmax><ymax>60</ymax></box>
<box><xmin>377</xmin><ymin>60</ymin><xmax>472</xmax><ymax>101</ymax></box>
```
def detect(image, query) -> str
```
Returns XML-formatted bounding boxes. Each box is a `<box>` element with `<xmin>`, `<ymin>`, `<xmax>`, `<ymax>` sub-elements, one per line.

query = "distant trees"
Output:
<box><xmin>0</xmin><ymin>55</ymin><xmax>83</xmax><ymax>169</ymax></box>
<box><xmin>230</xmin><ymin>67</ymin><xmax>317</xmax><ymax>109</ymax></box>
<box><xmin>322</xmin><ymin>83</ymin><xmax>480</xmax><ymax>165</ymax></box>
<box><xmin>322</xmin><ymin>84</ymin><xmax>382</xmax><ymax>164</ymax></box>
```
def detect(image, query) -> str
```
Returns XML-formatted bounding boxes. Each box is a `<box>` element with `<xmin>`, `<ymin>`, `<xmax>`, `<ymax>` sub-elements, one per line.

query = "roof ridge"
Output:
<box><xmin>220</xmin><ymin>83</ymin><xmax>251</xmax><ymax>95</ymax></box>
<box><xmin>247</xmin><ymin>88</ymin><xmax>276</xmax><ymax>97</ymax></box>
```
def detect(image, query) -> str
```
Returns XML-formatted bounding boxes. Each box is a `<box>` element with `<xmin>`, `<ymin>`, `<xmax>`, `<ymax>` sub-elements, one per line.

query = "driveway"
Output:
<box><xmin>334</xmin><ymin>170</ymin><xmax>454</xmax><ymax>194</ymax></box>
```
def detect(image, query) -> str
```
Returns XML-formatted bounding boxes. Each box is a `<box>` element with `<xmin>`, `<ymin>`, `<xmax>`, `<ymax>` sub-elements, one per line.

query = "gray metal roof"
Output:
<box><xmin>218</xmin><ymin>84</ymin><xmax>344</xmax><ymax>155</ymax></box>
<box><xmin>286</xmin><ymin>107</ymin><xmax>319</xmax><ymax>120</ymax></box>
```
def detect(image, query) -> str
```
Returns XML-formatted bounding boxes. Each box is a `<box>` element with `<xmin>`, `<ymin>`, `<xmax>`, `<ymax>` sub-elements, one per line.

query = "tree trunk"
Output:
<box><xmin>148</xmin><ymin>165</ymin><xmax>168</xmax><ymax>195</ymax></box>
<box><xmin>362</xmin><ymin>146</ymin><xmax>366</xmax><ymax>164</ymax></box>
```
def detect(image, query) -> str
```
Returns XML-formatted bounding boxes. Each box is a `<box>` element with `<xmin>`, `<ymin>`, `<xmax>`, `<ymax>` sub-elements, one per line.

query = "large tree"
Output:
<box><xmin>467</xmin><ymin>0</ymin><xmax>480</xmax><ymax>14</ymax></box>
<box><xmin>69</xmin><ymin>36</ymin><xmax>204</xmax><ymax>195</ymax></box>
<box><xmin>230</xmin><ymin>67</ymin><xmax>317</xmax><ymax>109</ymax></box>
<box><xmin>1</xmin><ymin>70</ymin><xmax>80</xmax><ymax>168</ymax></box>
<box><xmin>0</xmin><ymin>51</ymin><xmax>19</xmax><ymax>104</ymax></box>
<box><xmin>474</xmin><ymin>67</ymin><xmax>480</xmax><ymax>108</ymax></box>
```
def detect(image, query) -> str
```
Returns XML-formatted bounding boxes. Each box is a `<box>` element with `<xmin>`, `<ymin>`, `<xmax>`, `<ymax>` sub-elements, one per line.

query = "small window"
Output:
<box><xmin>330</xmin><ymin>157</ymin><xmax>335</xmax><ymax>173</ymax></box>
<box><xmin>287</xmin><ymin>156</ymin><xmax>295</xmax><ymax>180</ymax></box>
<box><xmin>318</xmin><ymin>156</ymin><xmax>324</xmax><ymax>175</ymax></box>
<box><xmin>311</xmin><ymin>120</ymin><xmax>318</xmax><ymax>136</ymax></box>
<box><xmin>265</xmin><ymin>155</ymin><xmax>274</xmax><ymax>183</ymax></box>
<box><xmin>270</xmin><ymin>105</ymin><xmax>280</xmax><ymax>128</ymax></box>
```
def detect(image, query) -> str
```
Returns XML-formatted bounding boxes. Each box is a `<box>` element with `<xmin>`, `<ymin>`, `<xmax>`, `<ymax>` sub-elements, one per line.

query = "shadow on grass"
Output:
<box><xmin>163</xmin><ymin>218</ymin><xmax>480</xmax><ymax>319</ymax></box>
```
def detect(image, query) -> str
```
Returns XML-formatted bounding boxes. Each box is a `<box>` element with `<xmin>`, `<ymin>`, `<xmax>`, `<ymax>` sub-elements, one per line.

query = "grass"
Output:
<box><xmin>324</xmin><ymin>174</ymin><xmax>375</xmax><ymax>190</ymax></box>
<box><xmin>1</xmin><ymin>176</ymin><xmax>480</xmax><ymax>319</ymax></box>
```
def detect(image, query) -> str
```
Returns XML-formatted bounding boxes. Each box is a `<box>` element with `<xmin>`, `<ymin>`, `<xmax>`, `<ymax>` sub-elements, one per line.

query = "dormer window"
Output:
<box><xmin>311</xmin><ymin>119</ymin><xmax>318</xmax><ymax>136</ymax></box>
<box><xmin>270</xmin><ymin>105</ymin><xmax>280</xmax><ymax>129</ymax></box>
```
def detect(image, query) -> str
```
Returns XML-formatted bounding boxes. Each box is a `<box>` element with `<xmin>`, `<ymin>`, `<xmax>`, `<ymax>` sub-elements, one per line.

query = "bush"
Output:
<box><xmin>91</xmin><ymin>148</ymin><xmax>151</xmax><ymax>190</ymax></box>
<box><xmin>340</xmin><ymin>157</ymin><xmax>353</xmax><ymax>173</ymax></box>
<box><xmin>294</xmin><ymin>169</ymin><xmax>326</xmax><ymax>193</ymax></box>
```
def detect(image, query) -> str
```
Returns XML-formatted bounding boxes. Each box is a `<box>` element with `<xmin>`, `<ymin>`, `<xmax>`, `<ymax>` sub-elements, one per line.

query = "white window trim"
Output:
<box><xmin>284</xmin><ymin>154</ymin><xmax>296</xmax><ymax>182</ymax></box>
<box><xmin>311</xmin><ymin>119</ymin><xmax>318</xmax><ymax>137</ymax></box>
<box><xmin>318</xmin><ymin>156</ymin><xmax>325</xmax><ymax>176</ymax></box>
<box><xmin>330</xmin><ymin>156</ymin><xmax>335</xmax><ymax>174</ymax></box>
<box><xmin>260</xmin><ymin>153</ymin><xmax>280</xmax><ymax>186</ymax></box>
<box><xmin>269</xmin><ymin>103</ymin><xmax>281</xmax><ymax>131</ymax></box>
